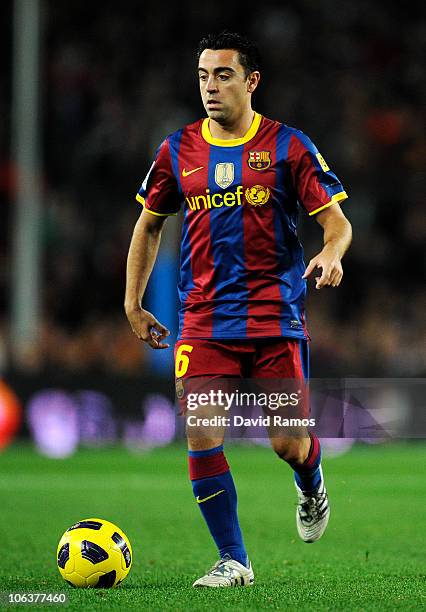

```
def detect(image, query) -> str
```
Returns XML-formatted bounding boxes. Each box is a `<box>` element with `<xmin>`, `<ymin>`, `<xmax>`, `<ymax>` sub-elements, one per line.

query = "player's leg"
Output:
<box><xmin>271</xmin><ymin>431</ymin><xmax>329</xmax><ymax>542</ymax></box>
<box><xmin>175</xmin><ymin>340</ymin><xmax>253</xmax><ymax>586</ymax></box>
<box><xmin>253</xmin><ymin>339</ymin><xmax>330</xmax><ymax>542</ymax></box>
<box><xmin>188</xmin><ymin>434</ymin><xmax>253</xmax><ymax>587</ymax></box>
<box><xmin>271</xmin><ymin>432</ymin><xmax>322</xmax><ymax>496</ymax></box>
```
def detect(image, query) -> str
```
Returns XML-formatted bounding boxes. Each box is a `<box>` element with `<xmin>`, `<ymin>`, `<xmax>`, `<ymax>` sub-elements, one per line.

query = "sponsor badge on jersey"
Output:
<box><xmin>215</xmin><ymin>163</ymin><xmax>235</xmax><ymax>189</ymax></box>
<box><xmin>245</xmin><ymin>185</ymin><xmax>270</xmax><ymax>206</ymax></box>
<box><xmin>248</xmin><ymin>150</ymin><xmax>271</xmax><ymax>171</ymax></box>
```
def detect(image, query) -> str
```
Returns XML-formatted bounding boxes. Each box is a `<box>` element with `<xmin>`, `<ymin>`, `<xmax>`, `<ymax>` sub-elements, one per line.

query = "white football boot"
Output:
<box><xmin>295</xmin><ymin>465</ymin><xmax>330</xmax><ymax>543</ymax></box>
<box><xmin>193</xmin><ymin>556</ymin><xmax>254</xmax><ymax>587</ymax></box>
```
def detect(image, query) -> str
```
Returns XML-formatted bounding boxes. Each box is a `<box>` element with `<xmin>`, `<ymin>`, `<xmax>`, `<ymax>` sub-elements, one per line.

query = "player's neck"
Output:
<box><xmin>209</xmin><ymin>109</ymin><xmax>255</xmax><ymax>140</ymax></box>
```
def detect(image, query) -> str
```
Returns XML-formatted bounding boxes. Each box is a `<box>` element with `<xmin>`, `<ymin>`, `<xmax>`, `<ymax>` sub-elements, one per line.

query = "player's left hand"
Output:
<box><xmin>302</xmin><ymin>243</ymin><xmax>343</xmax><ymax>289</ymax></box>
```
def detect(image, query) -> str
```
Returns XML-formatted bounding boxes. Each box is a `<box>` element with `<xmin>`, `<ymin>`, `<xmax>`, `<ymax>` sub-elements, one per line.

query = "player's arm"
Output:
<box><xmin>303</xmin><ymin>203</ymin><xmax>352</xmax><ymax>289</ymax></box>
<box><xmin>124</xmin><ymin>209</ymin><xmax>170</xmax><ymax>349</ymax></box>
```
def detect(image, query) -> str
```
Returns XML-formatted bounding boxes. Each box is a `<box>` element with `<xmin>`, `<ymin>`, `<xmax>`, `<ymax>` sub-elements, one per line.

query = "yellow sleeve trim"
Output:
<box><xmin>135</xmin><ymin>193</ymin><xmax>178</xmax><ymax>216</ymax></box>
<box><xmin>201</xmin><ymin>112</ymin><xmax>262</xmax><ymax>147</ymax></box>
<box><xmin>308</xmin><ymin>191</ymin><xmax>348</xmax><ymax>216</ymax></box>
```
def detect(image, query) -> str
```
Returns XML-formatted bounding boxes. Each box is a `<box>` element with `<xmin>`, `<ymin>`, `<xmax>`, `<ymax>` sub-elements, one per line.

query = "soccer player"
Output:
<box><xmin>125</xmin><ymin>31</ymin><xmax>352</xmax><ymax>587</ymax></box>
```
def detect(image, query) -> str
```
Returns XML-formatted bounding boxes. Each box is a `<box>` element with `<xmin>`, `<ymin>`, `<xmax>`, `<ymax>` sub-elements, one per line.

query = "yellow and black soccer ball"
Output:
<box><xmin>57</xmin><ymin>518</ymin><xmax>132</xmax><ymax>588</ymax></box>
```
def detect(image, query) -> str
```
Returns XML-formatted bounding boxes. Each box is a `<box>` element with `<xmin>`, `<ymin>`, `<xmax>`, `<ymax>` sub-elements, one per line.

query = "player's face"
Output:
<box><xmin>198</xmin><ymin>49</ymin><xmax>256</xmax><ymax>125</ymax></box>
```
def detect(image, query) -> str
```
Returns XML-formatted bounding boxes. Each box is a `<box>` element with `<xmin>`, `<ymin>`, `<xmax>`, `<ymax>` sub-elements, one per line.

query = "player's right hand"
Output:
<box><xmin>125</xmin><ymin>307</ymin><xmax>170</xmax><ymax>349</ymax></box>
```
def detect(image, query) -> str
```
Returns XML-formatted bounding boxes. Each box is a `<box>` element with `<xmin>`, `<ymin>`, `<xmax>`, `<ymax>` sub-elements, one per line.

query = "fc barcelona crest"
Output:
<box><xmin>248</xmin><ymin>150</ymin><xmax>271</xmax><ymax>171</ymax></box>
<box><xmin>215</xmin><ymin>163</ymin><xmax>234</xmax><ymax>189</ymax></box>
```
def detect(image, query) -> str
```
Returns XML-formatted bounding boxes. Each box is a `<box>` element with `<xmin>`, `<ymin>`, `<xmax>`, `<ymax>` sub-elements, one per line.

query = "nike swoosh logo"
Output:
<box><xmin>182</xmin><ymin>166</ymin><xmax>204</xmax><ymax>177</ymax></box>
<box><xmin>196</xmin><ymin>489</ymin><xmax>225</xmax><ymax>504</ymax></box>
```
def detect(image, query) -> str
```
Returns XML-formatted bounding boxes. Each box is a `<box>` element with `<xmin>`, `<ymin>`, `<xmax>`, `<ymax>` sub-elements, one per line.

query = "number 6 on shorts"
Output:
<box><xmin>175</xmin><ymin>344</ymin><xmax>193</xmax><ymax>378</ymax></box>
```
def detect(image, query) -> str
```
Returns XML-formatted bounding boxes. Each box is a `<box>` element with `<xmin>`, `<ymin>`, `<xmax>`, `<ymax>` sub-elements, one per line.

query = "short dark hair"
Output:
<box><xmin>196</xmin><ymin>31</ymin><xmax>261</xmax><ymax>78</ymax></box>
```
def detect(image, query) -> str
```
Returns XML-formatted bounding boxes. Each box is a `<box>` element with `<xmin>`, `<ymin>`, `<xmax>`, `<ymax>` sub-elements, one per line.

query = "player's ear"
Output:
<box><xmin>247</xmin><ymin>71</ymin><xmax>260</xmax><ymax>93</ymax></box>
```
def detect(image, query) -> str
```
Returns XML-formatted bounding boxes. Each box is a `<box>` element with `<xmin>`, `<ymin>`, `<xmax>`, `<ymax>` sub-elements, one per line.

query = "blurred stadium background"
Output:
<box><xmin>0</xmin><ymin>0</ymin><xmax>424</xmax><ymax>452</ymax></box>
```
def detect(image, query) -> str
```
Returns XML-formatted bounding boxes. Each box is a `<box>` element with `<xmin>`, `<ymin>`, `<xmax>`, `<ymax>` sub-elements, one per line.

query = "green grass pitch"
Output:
<box><xmin>0</xmin><ymin>442</ymin><xmax>424</xmax><ymax>610</ymax></box>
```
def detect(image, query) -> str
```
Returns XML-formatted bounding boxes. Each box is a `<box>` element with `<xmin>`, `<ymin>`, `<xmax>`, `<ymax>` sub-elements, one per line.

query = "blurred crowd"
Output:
<box><xmin>1</xmin><ymin>0</ymin><xmax>425</xmax><ymax>377</ymax></box>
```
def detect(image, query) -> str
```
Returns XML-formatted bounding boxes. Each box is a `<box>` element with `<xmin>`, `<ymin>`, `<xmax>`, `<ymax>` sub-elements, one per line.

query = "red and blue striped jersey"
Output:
<box><xmin>136</xmin><ymin>113</ymin><xmax>348</xmax><ymax>340</ymax></box>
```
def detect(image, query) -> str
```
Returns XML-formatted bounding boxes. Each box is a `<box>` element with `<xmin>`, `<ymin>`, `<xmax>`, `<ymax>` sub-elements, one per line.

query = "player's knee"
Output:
<box><xmin>272</xmin><ymin>438</ymin><xmax>306</xmax><ymax>464</ymax></box>
<box><xmin>187</xmin><ymin>437</ymin><xmax>224</xmax><ymax>452</ymax></box>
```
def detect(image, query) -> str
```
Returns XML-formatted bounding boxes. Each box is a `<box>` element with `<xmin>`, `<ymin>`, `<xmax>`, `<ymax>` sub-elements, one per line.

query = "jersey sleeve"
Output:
<box><xmin>136</xmin><ymin>138</ymin><xmax>180</xmax><ymax>216</ymax></box>
<box><xmin>287</xmin><ymin>131</ymin><xmax>348</xmax><ymax>216</ymax></box>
